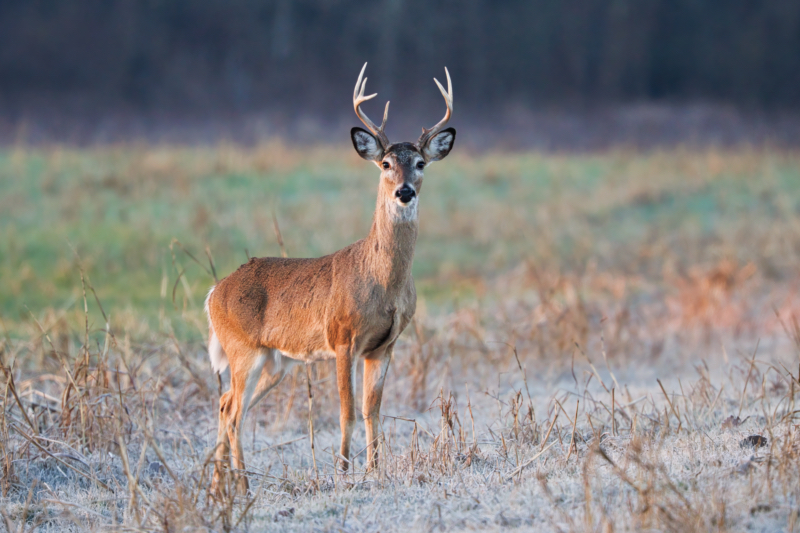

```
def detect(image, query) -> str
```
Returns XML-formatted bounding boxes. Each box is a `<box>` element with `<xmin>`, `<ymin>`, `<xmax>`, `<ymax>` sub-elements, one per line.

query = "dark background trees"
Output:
<box><xmin>1</xmin><ymin>0</ymin><xmax>798</xmax><ymax>144</ymax></box>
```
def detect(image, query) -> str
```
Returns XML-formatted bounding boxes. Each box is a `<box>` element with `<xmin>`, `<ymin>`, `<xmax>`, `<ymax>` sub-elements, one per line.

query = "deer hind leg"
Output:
<box><xmin>226</xmin><ymin>348</ymin><xmax>269</xmax><ymax>494</ymax></box>
<box><xmin>212</xmin><ymin>389</ymin><xmax>234</xmax><ymax>493</ymax></box>
<box><xmin>363</xmin><ymin>346</ymin><xmax>392</xmax><ymax>471</ymax></box>
<box><xmin>336</xmin><ymin>348</ymin><xmax>357</xmax><ymax>472</ymax></box>
<box><xmin>213</xmin><ymin>350</ymin><xmax>289</xmax><ymax>495</ymax></box>
<box><xmin>248</xmin><ymin>352</ymin><xmax>297</xmax><ymax>411</ymax></box>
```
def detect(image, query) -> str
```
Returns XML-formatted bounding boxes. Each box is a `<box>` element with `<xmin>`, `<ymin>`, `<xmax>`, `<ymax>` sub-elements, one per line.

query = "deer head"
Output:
<box><xmin>351</xmin><ymin>63</ymin><xmax>456</xmax><ymax>221</ymax></box>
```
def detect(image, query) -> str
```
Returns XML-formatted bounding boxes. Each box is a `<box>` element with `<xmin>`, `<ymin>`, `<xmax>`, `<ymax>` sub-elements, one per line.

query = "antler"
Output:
<box><xmin>418</xmin><ymin>67</ymin><xmax>453</xmax><ymax>148</ymax></box>
<box><xmin>353</xmin><ymin>63</ymin><xmax>390</xmax><ymax>150</ymax></box>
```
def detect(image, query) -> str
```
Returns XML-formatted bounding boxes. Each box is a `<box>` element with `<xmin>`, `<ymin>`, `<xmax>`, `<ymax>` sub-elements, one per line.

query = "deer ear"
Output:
<box><xmin>421</xmin><ymin>127</ymin><xmax>456</xmax><ymax>162</ymax></box>
<box><xmin>351</xmin><ymin>127</ymin><xmax>384</xmax><ymax>161</ymax></box>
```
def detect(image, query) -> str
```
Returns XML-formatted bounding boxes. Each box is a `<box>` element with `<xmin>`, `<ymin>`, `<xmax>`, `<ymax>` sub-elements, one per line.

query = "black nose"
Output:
<box><xmin>395</xmin><ymin>186</ymin><xmax>416</xmax><ymax>203</ymax></box>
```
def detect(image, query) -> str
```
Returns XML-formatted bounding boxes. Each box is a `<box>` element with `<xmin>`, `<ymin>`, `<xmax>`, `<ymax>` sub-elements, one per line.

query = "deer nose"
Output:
<box><xmin>395</xmin><ymin>185</ymin><xmax>416</xmax><ymax>203</ymax></box>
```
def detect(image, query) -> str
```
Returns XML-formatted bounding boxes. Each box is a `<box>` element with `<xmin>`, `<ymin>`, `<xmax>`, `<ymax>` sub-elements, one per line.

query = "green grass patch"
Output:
<box><xmin>2</xmin><ymin>145</ymin><xmax>799</xmax><ymax>338</ymax></box>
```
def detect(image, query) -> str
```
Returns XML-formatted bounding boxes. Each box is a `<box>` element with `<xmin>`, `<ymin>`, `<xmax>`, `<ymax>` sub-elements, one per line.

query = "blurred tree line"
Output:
<box><xmin>1</xmin><ymin>0</ymin><xmax>798</xmax><ymax>116</ymax></box>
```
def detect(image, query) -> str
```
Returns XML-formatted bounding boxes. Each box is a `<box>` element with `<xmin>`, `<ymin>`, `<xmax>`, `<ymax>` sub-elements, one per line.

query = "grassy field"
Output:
<box><xmin>1</xmin><ymin>143</ymin><xmax>800</xmax><ymax>531</ymax></box>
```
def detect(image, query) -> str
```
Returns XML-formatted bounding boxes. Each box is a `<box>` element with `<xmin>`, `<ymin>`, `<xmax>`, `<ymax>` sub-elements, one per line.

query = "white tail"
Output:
<box><xmin>205</xmin><ymin>287</ymin><xmax>229</xmax><ymax>373</ymax></box>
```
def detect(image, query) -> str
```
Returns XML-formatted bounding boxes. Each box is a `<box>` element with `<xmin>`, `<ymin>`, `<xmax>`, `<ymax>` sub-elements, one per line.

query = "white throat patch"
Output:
<box><xmin>386</xmin><ymin>195</ymin><xmax>419</xmax><ymax>223</ymax></box>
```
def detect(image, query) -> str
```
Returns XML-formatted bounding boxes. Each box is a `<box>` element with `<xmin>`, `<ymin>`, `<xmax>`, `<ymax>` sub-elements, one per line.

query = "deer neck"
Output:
<box><xmin>364</xmin><ymin>190</ymin><xmax>419</xmax><ymax>289</ymax></box>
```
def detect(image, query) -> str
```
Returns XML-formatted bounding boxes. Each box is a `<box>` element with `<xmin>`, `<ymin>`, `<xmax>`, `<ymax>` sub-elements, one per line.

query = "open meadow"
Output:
<box><xmin>2</xmin><ymin>143</ymin><xmax>800</xmax><ymax>531</ymax></box>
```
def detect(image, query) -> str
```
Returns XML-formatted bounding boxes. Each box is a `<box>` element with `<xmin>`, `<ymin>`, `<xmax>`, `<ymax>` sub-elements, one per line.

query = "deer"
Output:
<box><xmin>205</xmin><ymin>63</ymin><xmax>455</xmax><ymax>492</ymax></box>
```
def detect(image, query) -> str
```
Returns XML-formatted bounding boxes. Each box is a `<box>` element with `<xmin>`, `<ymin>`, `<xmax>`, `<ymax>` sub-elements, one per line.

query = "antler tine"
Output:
<box><xmin>380</xmin><ymin>101</ymin><xmax>390</xmax><ymax>130</ymax></box>
<box><xmin>418</xmin><ymin>67</ymin><xmax>454</xmax><ymax>148</ymax></box>
<box><xmin>353</xmin><ymin>62</ymin><xmax>390</xmax><ymax>149</ymax></box>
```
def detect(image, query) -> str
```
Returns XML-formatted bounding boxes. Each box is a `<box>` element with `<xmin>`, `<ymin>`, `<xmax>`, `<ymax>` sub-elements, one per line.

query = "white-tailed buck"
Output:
<box><xmin>206</xmin><ymin>63</ymin><xmax>455</xmax><ymax>492</ymax></box>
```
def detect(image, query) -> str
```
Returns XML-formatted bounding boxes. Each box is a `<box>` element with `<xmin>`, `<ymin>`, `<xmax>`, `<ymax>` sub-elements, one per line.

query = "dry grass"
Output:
<box><xmin>1</xmin><ymin>144</ymin><xmax>800</xmax><ymax>531</ymax></box>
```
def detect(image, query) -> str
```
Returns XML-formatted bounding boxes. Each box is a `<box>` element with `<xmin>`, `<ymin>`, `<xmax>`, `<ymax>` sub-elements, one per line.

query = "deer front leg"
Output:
<box><xmin>336</xmin><ymin>348</ymin><xmax>357</xmax><ymax>471</ymax></box>
<box><xmin>363</xmin><ymin>346</ymin><xmax>392</xmax><ymax>471</ymax></box>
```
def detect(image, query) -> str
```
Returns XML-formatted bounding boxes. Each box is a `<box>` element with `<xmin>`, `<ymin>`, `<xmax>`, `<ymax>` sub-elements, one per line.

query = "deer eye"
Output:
<box><xmin>416</xmin><ymin>161</ymin><xmax>425</xmax><ymax>170</ymax></box>
<box><xmin>382</xmin><ymin>161</ymin><xmax>390</xmax><ymax>169</ymax></box>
